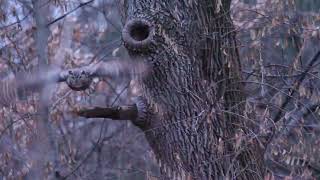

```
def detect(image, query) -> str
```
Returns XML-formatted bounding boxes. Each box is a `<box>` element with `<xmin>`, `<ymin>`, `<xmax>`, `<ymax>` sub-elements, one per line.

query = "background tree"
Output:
<box><xmin>0</xmin><ymin>0</ymin><xmax>319</xmax><ymax>179</ymax></box>
<box><xmin>0</xmin><ymin>0</ymin><xmax>158</xmax><ymax>179</ymax></box>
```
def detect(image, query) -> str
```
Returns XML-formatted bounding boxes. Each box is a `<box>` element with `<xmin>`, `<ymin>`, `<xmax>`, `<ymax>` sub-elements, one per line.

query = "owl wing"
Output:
<box><xmin>0</xmin><ymin>66</ymin><xmax>68</xmax><ymax>107</ymax></box>
<box><xmin>90</xmin><ymin>58</ymin><xmax>149</xmax><ymax>79</ymax></box>
<box><xmin>0</xmin><ymin>77</ymin><xmax>18</xmax><ymax>107</ymax></box>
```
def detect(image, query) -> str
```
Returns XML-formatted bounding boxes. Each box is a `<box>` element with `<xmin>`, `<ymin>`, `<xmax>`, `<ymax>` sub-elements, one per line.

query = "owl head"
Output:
<box><xmin>66</xmin><ymin>70</ymin><xmax>92</xmax><ymax>91</ymax></box>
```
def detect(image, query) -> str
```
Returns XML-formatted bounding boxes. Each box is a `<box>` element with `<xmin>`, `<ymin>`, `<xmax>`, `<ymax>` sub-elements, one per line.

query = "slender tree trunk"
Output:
<box><xmin>26</xmin><ymin>0</ymin><xmax>59</xmax><ymax>179</ymax></box>
<box><xmin>119</xmin><ymin>0</ymin><xmax>265</xmax><ymax>179</ymax></box>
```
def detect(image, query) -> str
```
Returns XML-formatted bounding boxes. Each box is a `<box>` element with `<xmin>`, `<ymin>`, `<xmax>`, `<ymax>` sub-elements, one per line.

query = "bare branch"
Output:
<box><xmin>46</xmin><ymin>0</ymin><xmax>95</xmax><ymax>27</ymax></box>
<box><xmin>273</xmin><ymin>50</ymin><xmax>320</xmax><ymax>123</ymax></box>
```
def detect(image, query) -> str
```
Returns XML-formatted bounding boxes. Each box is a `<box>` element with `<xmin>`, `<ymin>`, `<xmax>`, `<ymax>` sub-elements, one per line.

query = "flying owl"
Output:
<box><xmin>0</xmin><ymin>58</ymin><xmax>148</xmax><ymax>107</ymax></box>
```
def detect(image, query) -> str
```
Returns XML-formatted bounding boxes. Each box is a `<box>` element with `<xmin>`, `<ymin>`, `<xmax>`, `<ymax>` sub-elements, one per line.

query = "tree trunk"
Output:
<box><xmin>119</xmin><ymin>0</ymin><xmax>265</xmax><ymax>179</ymax></box>
<box><xmin>27</xmin><ymin>0</ymin><xmax>59</xmax><ymax>179</ymax></box>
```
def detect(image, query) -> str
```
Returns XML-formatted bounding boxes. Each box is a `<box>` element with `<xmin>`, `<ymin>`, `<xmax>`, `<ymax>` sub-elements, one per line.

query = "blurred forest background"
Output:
<box><xmin>0</xmin><ymin>0</ymin><xmax>320</xmax><ymax>179</ymax></box>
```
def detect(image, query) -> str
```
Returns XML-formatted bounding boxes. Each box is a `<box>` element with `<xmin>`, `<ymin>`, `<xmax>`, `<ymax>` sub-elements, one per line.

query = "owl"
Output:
<box><xmin>0</xmin><ymin>58</ymin><xmax>148</xmax><ymax>107</ymax></box>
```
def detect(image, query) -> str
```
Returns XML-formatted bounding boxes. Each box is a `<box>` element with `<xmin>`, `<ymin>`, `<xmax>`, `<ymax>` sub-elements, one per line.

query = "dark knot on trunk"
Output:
<box><xmin>122</xmin><ymin>18</ymin><xmax>154</xmax><ymax>52</ymax></box>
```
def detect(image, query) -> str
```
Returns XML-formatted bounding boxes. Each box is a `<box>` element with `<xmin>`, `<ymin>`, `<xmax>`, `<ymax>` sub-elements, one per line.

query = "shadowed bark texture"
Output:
<box><xmin>119</xmin><ymin>0</ymin><xmax>265</xmax><ymax>179</ymax></box>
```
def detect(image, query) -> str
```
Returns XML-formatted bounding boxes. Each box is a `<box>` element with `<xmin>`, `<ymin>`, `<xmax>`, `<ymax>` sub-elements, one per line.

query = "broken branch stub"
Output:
<box><xmin>76</xmin><ymin>105</ymin><xmax>138</xmax><ymax>120</ymax></box>
<box><xmin>75</xmin><ymin>96</ymin><xmax>150</xmax><ymax>129</ymax></box>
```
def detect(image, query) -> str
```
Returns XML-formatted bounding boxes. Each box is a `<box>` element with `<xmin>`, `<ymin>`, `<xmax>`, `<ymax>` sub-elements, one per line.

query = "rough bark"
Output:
<box><xmin>119</xmin><ymin>0</ymin><xmax>265</xmax><ymax>179</ymax></box>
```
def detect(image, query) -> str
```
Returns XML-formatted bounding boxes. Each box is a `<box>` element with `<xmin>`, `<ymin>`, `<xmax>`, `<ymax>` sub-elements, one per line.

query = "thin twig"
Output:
<box><xmin>273</xmin><ymin>50</ymin><xmax>320</xmax><ymax>123</ymax></box>
<box><xmin>46</xmin><ymin>0</ymin><xmax>95</xmax><ymax>27</ymax></box>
